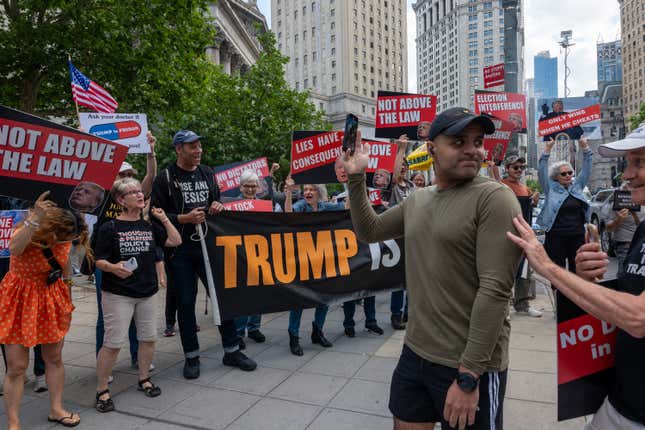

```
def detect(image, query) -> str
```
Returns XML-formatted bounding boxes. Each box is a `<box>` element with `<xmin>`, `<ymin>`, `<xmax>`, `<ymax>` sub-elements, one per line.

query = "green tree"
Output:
<box><xmin>0</xmin><ymin>1</ymin><xmax>214</xmax><ymax>117</ymax></box>
<box><xmin>155</xmin><ymin>30</ymin><xmax>330</xmax><ymax>181</ymax></box>
<box><xmin>629</xmin><ymin>102</ymin><xmax>645</xmax><ymax>131</ymax></box>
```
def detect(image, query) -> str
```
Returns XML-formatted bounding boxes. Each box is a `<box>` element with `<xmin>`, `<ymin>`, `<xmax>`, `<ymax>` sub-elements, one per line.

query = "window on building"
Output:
<box><xmin>483</xmin><ymin>11</ymin><xmax>492</xmax><ymax>18</ymax></box>
<box><xmin>484</xmin><ymin>20</ymin><xmax>492</xmax><ymax>27</ymax></box>
<box><xmin>468</xmin><ymin>23</ymin><xmax>477</xmax><ymax>30</ymax></box>
<box><xmin>304</xmin><ymin>54</ymin><xmax>308</xmax><ymax>65</ymax></box>
<box><xmin>484</xmin><ymin>47</ymin><xmax>493</xmax><ymax>54</ymax></box>
<box><xmin>484</xmin><ymin>29</ymin><xmax>493</xmax><ymax>36</ymax></box>
<box><xmin>332</xmin><ymin>73</ymin><xmax>336</xmax><ymax>81</ymax></box>
<box><xmin>330</xmin><ymin>8</ymin><xmax>335</xmax><ymax>16</ymax></box>
<box><xmin>469</xmin><ymin>49</ymin><xmax>478</xmax><ymax>57</ymax></box>
<box><xmin>468</xmin><ymin>32</ymin><xmax>477</xmax><ymax>39</ymax></box>
<box><xmin>304</xmin><ymin>78</ymin><xmax>308</xmax><ymax>88</ymax></box>
<box><xmin>484</xmin><ymin>1</ymin><xmax>493</xmax><ymax>8</ymax></box>
<box><xmin>331</xmin><ymin>47</ymin><xmax>336</xmax><ymax>56</ymax></box>
<box><xmin>469</xmin><ymin>14</ymin><xmax>477</xmax><ymax>21</ymax></box>
<box><xmin>331</xmin><ymin>60</ymin><xmax>336</xmax><ymax>68</ymax></box>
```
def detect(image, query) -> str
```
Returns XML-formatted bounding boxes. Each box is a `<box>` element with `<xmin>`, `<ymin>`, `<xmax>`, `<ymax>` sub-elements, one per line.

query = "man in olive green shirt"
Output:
<box><xmin>343</xmin><ymin>108</ymin><xmax>521</xmax><ymax>430</ymax></box>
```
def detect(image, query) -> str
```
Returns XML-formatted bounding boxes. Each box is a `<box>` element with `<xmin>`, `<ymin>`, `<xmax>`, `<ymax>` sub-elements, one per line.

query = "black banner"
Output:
<box><xmin>0</xmin><ymin>104</ymin><xmax>128</xmax><ymax>214</ymax></box>
<box><xmin>206</xmin><ymin>211</ymin><xmax>405</xmax><ymax>320</ymax></box>
<box><xmin>557</xmin><ymin>280</ymin><xmax>618</xmax><ymax>421</ymax></box>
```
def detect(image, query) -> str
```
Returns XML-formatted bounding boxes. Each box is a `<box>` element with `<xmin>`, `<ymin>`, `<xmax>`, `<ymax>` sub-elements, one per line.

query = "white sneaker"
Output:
<box><xmin>516</xmin><ymin>307</ymin><xmax>543</xmax><ymax>318</ymax></box>
<box><xmin>33</xmin><ymin>375</ymin><xmax>48</xmax><ymax>393</ymax></box>
<box><xmin>108</xmin><ymin>375</ymin><xmax>114</xmax><ymax>384</ymax></box>
<box><xmin>149</xmin><ymin>363</ymin><xmax>156</xmax><ymax>372</ymax></box>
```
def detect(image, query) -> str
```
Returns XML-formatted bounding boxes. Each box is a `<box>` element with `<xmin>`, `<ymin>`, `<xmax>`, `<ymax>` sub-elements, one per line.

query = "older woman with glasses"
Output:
<box><xmin>537</xmin><ymin>137</ymin><xmax>592</xmax><ymax>275</ymax></box>
<box><xmin>93</xmin><ymin>178</ymin><xmax>181</xmax><ymax>413</ymax></box>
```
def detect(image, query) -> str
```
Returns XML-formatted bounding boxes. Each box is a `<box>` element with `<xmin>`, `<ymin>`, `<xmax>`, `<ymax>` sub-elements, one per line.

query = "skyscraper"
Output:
<box><xmin>597</xmin><ymin>40</ymin><xmax>622</xmax><ymax>85</ymax></box>
<box><xmin>413</xmin><ymin>0</ymin><xmax>524</xmax><ymax>111</ymax></box>
<box><xmin>533</xmin><ymin>51</ymin><xmax>557</xmax><ymax>99</ymax></box>
<box><xmin>618</xmin><ymin>0</ymin><xmax>645</xmax><ymax>122</ymax></box>
<box><xmin>272</xmin><ymin>0</ymin><xmax>408</xmax><ymax>130</ymax></box>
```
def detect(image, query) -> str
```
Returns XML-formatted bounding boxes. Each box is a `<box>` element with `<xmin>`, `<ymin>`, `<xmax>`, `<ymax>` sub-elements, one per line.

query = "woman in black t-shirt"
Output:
<box><xmin>93</xmin><ymin>178</ymin><xmax>181</xmax><ymax>413</ymax></box>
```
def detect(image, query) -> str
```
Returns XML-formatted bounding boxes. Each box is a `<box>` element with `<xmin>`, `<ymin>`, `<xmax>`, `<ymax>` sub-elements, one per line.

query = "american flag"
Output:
<box><xmin>68</xmin><ymin>61</ymin><xmax>118</xmax><ymax>113</ymax></box>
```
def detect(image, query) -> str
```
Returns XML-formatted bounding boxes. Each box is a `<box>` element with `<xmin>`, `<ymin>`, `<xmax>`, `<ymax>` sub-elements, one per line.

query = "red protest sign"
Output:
<box><xmin>483</xmin><ymin>117</ymin><xmax>514</xmax><ymax>162</ymax></box>
<box><xmin>368</xmin><ymin>188</ymin><xmax>383</xmax><ymax>206</ymax></box>
<box><xmin>474</xmin><ymin>90</ymin><xmax>527</xmax><ymax>134</ymax></box>
<box><xmin>214</xmin><ymin>157</ymin><xmax>270</xmax><ymax>193</ymax></box>
<box><xmin>222</xmin><ymin>199</ymin><xmax>273</xmax><ymax>212</ymax></box>
<box><xmin>290</xmin><ymin>130</ymin><xmax>344</xmax><ymax>184</ymax></box>
<box><xmin>538</xmin><ymin>104</ymin><xmax>601</xmax><ymax>137</ymax></box>
<box><xmin>375</xmin><ymin>90</ymin><xmax>437</xmax><ymax>139</ymax></box>
<box><xmin>0</xmin><ymin>105</ymin><xmax>128</xmax><ymax>214</ymax></box>
<box><xmin>483</xmin><ymin>64</ymin><xmax>505</xmax><ymax>88</ymax></box>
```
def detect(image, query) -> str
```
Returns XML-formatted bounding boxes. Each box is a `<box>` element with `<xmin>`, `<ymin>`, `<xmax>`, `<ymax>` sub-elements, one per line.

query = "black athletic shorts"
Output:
<box><xmin>389</xmin><ymin>345</ymin><xmax>507</xmax><ymax>429</ymax></box>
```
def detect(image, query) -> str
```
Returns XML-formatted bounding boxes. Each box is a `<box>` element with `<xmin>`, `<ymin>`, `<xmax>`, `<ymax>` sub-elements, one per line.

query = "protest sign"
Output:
<box><xmin>205</xmin><ymin>211</ymin><xmax>405</xmax><ymax>319</ymax></box>
<box><xmin>213</xmin><ymin>157</ymin><xmax>271</xmax><ymax>198</ymax></box>
<box><xmin>612</xmin><ymin>190</ymin><xmax>641</xmax><ymax>212</ymax></box>
<box><xmin>290</xmin><ymin>130</ymin><xmax>344</xmax><ymax>184</ymax></box>
<box><xmin>483</xmin><ymin>116</ymin><xmax>514</xmax><ymax>162</ymax></box>
<box><xmin>406</xmin><ymin>144</ymin><xmax>432</xmax><ymax>171</ymax></box>
<box><xmin>474</xmin><ymin>90</ymin><xmax>527</xmax><ymax>134</ymax></box>
<box><xmin>483</xmin><ymin>64</ymin><xmax>505</xmax><ymax>88</ymax></box>
<box><xmin>79</xmin><ymin>113</ymin><xmax>150</xmax><ymax>154</ymax></box>
<box><xmin>375</xmin><ymin>90</ymin><xmax>437</xmax><ymax>139</ymax></box>
<box><xmin>538</xmin><ymin>104</ymin><xmax>601</xmax><ymax>137</ymax></box>
<box><xmin>0</xmin><ymin>210</ymin><xmax>27</xmax><ymax>258</ymax></box>
<box><xmin>222</xmin><ymin>199</ymin><xmax>274</xmax><ymax>212</ymax></box>
<box><xmin>0</xmin><ymin>105</ymin><xmax>128</xmax><ymax>214</ymax></box>
<box><xmin>556</xmin><ymin>282</ymin><xmax>617</xmax><ymax>421</ymax></box>
<box><xmin>365</xmin><ymin>140</ymin><xmax>397</xmax><ymax>189</ymax></box>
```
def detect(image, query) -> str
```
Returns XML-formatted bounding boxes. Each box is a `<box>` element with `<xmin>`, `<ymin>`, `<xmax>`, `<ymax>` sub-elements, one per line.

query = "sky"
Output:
<box><xmin>255</xmin><ymin>0</ymin><xmax>620</xmax><ymax>98</ymax></box>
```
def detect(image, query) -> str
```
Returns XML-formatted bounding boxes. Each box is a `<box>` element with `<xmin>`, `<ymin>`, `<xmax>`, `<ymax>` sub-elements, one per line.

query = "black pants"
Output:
<box><xmin>166</xmin><ymin>242</ymin><xmax>238</xmax><ymax>357</ymax></box>
<box><xmin>544</xmin><ymin>231</ymin><xmax>585</xmax><ymax>274</ymax></box>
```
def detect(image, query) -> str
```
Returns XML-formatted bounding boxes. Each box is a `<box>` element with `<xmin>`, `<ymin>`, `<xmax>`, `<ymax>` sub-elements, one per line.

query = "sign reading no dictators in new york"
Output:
<box><xmin>375</xmin><ymin>90</ymin><xmax>437</xmax><ymax>139</ymax></box>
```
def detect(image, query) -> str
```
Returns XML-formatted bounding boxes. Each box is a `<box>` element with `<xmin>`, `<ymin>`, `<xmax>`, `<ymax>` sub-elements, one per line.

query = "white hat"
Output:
<box><xmin>598</xmin><ymin>122</ymin><xmax>645</xmax><ymax>157</ymax></box>
<box><xmin>119</xmin><ymin>161</ymin><xmax>137</xmax><ymax>174</ymax></box>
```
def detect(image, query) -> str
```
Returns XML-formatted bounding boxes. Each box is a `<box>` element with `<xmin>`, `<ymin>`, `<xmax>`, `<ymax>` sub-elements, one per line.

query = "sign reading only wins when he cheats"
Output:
<box><xmin>375</xmin><ymin>90</ymin><xmax>437</xmax><ymax>139</ymax></box>
<box><xmin>0</xmin><ymin>104</ymin><xmax>128</xmax><ymax>214</ymax></box>
<box><xmin>0</xmin><ymin>210</ymin><xmax>27</xmax><ymax>258</ymax></box>
<box><xmin>79</xmin><ymin>113</ymin><xmax>150</xmax><ymax>154</ymax></box>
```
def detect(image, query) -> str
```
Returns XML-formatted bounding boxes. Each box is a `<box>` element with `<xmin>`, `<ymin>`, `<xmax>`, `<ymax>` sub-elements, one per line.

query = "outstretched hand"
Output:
<box><xmin>506</xmin><ymin>215</ymin><xmax>553</xmax><ymax>277</ymax></box>
<box><xmin>342</xmin><ymin>131</ymin><xmax>370</xmax><ymax>175</ymax></box>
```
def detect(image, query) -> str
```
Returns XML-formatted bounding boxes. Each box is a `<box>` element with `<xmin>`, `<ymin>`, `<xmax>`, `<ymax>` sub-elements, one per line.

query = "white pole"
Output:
<box><xmin>196</xmin><ymin>223</ymin><xmax>221</xmax><ymax>325</ymax></box>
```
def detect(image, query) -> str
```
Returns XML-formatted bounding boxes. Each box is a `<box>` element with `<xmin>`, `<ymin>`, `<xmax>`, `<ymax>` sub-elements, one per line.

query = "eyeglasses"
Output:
<box><xmin>119</xmin><ymin>171</ymin><xmax>135</xmax><ymax>178</ymax></box>
<box><xmin>241</xmin><ymin>184</ymin><xmax>258</xmax><ymax>189</ymax></box>
<box><xmin>559</xmin><ymin>171</ymin><xmax>574</xmax><ymax>177</ymax></box>
<box><xmin>509</xmin><ymin>165</ymin><xmax>526</xmax><ymax>171</ymax></box>
<box><xmin>123</xmin><ymin>189</ymin><xmax>144</xmax><ymax>197</ymax></box>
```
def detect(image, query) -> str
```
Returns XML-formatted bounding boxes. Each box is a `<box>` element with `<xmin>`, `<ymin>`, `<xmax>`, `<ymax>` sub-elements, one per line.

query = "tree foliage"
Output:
<box><xmin>629</xmin><ymin>102</ymin><xmax>645</xmax><ymax>131</ymax></box>
<box><xmin>0</xmin><ymin>0</ymin><xmax>214</xmax><ymax>116</ymax></box>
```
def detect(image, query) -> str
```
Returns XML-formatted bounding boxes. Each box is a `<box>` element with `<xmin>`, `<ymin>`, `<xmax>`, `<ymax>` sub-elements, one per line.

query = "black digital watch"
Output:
<box><xmin>456</xmin><ymin>372</ymin><xmax>479</xmax><ymax>393</ymax></box>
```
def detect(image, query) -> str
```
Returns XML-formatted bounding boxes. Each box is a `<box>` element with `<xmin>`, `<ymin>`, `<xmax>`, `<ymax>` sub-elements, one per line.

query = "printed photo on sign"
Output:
<box><xmin>0</xmin><ymin>104</ymin><xmax>127</xmax><ymax>215</ymax></box>
<box><xmin>364</xmin><ymin>139</ymin><xmax>397</xmax><ymax>190</ymax></box>
<box><xmin>474</xmin><ymin>90</ymin><xmax>527</xmax><ymax>134</ymax></box>
<box><xmin>79</xmin><ymin>113</ymin><xmax>150</xmax><ymax>154</ymax></box>
<box><xmin>556</xmin><ymin>282</ymin><xmax>617</xmax><ymax>422</ymax></box>
<box><xmin>0</xmin><ymin>210</ymin><xmax>27</xmax><ymax>258</ymax></box>
<box><xmin>536</xmin><ymin>97</ymin><xmax>601</xmax><ymax>142</ymax></box>
<box><xmin>483</xmin><ymin>116</ymin><xmax>514</xmax><ymax>162</ymax></box>
<box><xmin>213</xmin><ymin>157</ymin><xmax>271</xmax><ymax>198</ymax></box>
<box><xmin>205</xmin><ymin>210</ymin><xmax>405</xmax><ymax>319</ymax></box>
<box><xmin>375</xmin><ymin>90</ymin><xmax>437</xmax><ymax>139</ymax></box>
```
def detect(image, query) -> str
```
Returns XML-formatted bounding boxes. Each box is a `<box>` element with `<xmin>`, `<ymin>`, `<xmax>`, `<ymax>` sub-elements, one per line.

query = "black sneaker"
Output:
<box><xmin>247</xmin><ymin>330</ymin><xmax>266</xmax><ymax>343</ymax></box>
<box><xmin>391</xmin><ymin>314</ymin><xmax>406</xmax><ymax>330</ymax></box>
<box><xmin>365</xmin><ymin>323</ymin><xmax>384</xmax><ymax>335</ymax></box>
<box><xmin>223</xmin><ymin>350</ymin><xmax>257</xmax><ymax>371</ymax></box>
<box><xmin>183</xmin><ymin>357</ymin><xmax>200</xmax><ymax>379</ymax></box>
<box><xmin>344</xmin><ymin>327</ymin><xmax>355</xmax><ymax>337</ymax></box>
<box><xmin>239</xmin><ymin>338</ymin><xmax>246</xmax><ymax>350</ymax></box>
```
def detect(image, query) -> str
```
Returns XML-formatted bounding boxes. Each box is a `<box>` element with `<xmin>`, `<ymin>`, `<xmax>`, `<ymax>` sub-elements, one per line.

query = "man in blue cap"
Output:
<box><xmin>151</xmin><ymin>130</ymin><xmax>257</xmax><ymax>379</ymax></box>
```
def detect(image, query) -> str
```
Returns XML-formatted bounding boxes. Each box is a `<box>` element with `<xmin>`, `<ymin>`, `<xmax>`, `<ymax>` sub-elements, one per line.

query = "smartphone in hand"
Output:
<box><xmin>342</xmin><ymin>113</ymin><xmax>359</xmax><ymax>154</ymax></box>
<box><xmin>123</xmin><ymin>257</ymin><xmax>138</xmax><ymax>272</ymax></box>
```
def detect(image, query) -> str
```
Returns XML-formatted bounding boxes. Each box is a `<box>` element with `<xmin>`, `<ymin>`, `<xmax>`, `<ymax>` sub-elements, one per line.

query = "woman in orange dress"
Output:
<box><xmin>0</xmin><ymin>192</ymin><xmax>91</xmax><ymax>429</ymax></box>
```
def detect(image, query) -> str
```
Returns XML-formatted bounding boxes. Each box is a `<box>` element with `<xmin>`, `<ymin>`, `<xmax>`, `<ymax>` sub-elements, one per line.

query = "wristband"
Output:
<box><xmin>24</xmin><ymin>219</ymin><xmax>40</xmax><ymax>228</ymax></box>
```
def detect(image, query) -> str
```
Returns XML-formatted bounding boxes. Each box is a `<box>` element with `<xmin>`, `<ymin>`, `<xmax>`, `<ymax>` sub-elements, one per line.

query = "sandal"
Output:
<box><xmin>47</xmin><ymin>412</ymin><xmax>81</xmax><ymax>427</ymax></box>
<box><xmin>138</xmin><ymin>377</ymin><xmax>161</xmax><ymax>398</ymax></box>
<box><xmin>95</xmin><ymin>389</ymin><xmax>115</xmax><ymax>413</ymax></box>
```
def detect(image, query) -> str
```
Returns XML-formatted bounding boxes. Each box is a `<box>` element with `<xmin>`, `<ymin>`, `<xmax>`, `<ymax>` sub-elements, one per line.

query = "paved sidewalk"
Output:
<box><xmin>0</xmin><ymin>279</ymin><xmax>594</xmax><ymax>429</ymax></box>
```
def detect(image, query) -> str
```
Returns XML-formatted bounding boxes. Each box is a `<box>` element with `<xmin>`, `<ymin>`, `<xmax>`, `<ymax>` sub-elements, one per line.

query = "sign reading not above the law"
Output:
<box><xmin>79</xmin><ymin>113</ymin><xmax>150</xmax><ymax>154</ymax></box>
<box><xmin>375</xmin><ymin>91</ymin><xmax>437</xmax><ymax>139</ymax></box>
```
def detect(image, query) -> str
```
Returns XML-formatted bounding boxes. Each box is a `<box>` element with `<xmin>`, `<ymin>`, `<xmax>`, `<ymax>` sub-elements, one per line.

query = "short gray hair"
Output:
<box><xmin>549</xmin><ymin>161</ymin><xmax>573</xmax><ymax>180</ymax></box>
<box><xmin>239</xmin><ymin>169</ymin><xmax>259</xmax><ymax>185</ymax></box>
<box><xmin>111</xmin><ymin>177</ymin><xmax>141</xmax><ymax>200</ymax></box>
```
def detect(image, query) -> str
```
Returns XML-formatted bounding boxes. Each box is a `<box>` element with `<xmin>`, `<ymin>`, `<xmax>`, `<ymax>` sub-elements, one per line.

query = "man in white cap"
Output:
<box><xmin>508</xmin><ymin>122</ymin><xmax>645</xmax><ymax>429</ymax></box>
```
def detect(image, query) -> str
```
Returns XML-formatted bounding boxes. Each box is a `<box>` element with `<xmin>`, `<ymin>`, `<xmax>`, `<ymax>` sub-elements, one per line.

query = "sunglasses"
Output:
<box><xmin>559</xmin><ymin>171</ymin><xmax>574</xmax><ymax>177</ymax></box>
<box><xmin>509</xmin><ymin>165</ymin><xmax>526</xmax><ymax>171</ymax></box>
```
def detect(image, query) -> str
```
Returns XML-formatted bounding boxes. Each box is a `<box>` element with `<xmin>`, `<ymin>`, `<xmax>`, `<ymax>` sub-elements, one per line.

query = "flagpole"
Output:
<box><xmin>196</xmin><ymin>223</ymin><xmax>222</xmax><ymax>325</ymax></box>
<box><xmin>68</xmin><ymin>54</ymin><xmax>82</xmax><ymax>125</ymax></box>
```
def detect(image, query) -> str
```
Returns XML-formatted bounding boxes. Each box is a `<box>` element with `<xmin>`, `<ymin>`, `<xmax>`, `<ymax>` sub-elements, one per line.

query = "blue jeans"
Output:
<box><xmin>95</xmin><ymin>269</ymin><xmax>139</xmax><ymax>361</ymax></box>
<box><xmin>343</xmin><ymin>297</ymin><xmax>376</xmax><ymax>328</ymax></box>
<box><xmin>235</xmin><ymin>315</ymin><xmax>262</xmax><ymax>337</ymax></box>
<box><xmin>390</xmin><ymin>290</ymin><xmax>408</xmax><ymax>317</ymax></box>
<box><xmin>288</xmin><ymin>306</ymin><xmax>329</xmax><ymax>337</ymax></box>
<box><xmin>166</xmin><ymin>243</ymin><xmax>239</xmax><ymax>357</ymax></box>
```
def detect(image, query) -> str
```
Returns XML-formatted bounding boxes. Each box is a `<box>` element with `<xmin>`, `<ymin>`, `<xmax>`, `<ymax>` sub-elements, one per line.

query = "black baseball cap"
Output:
<box><xmin>172</xmin><ymin>130</ymin><xmax>201</xmax><ymax>146</ymax></box>
<box><xmin>428</xmin><ymin>107</ymin><xmax>495</xmax><ymax>140</ymax></box>
<box><xmin>504</xmin><ymin>155</ymin><xmax>526</xmax><ymax>166</ymax></box>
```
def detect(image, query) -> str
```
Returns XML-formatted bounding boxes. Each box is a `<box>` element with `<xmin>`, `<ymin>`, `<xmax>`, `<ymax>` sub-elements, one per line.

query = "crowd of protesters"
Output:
<box><xmin>0</xmin><ymin>105</ymin><xmax>643</xmax><ymax>430</ymax></box>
